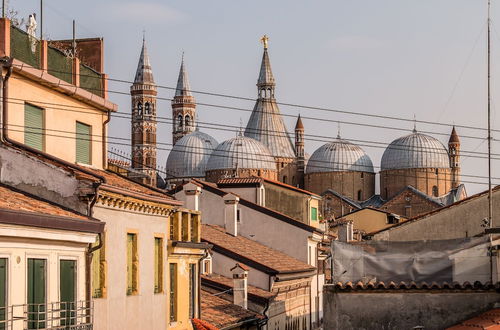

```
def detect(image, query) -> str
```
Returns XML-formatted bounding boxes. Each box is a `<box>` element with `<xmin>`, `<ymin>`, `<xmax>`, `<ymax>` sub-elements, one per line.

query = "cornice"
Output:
<box><xmin>97</xmin><ymin>190</ymin><xmax>178</xmax><ymax>216</ymax></box>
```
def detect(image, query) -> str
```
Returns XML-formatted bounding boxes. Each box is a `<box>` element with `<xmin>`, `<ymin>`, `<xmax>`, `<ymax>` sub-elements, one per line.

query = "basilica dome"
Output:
<box><xmin>306</xmin><ymin>138</ymin><xmax>374</xmax><ymax>174</ymax></box>
<box><xmin>381</xmin><ymin>131</ymin><xmax>450</xmax><ymax>171</ymax></box>
<box><xmin>166</xmin><ymin>131</ymin><xmax>218</xmax><ymax>179</ymax></box>
<box><xmin>206</xmin><ymin>135</ymin><xmax>276</xmax><ymax>171</ymax></box>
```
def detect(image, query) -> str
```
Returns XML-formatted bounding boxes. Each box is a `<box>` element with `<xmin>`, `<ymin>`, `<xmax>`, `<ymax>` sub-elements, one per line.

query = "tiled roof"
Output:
<box><xmin>201</xmin><ymin>224</ymin><xmax>315</xmax><ymax>275</ymax></box>
<box><xmin>0</xmin><ymin>184</ymin><xmax>86</xmax><ymax>220</ymax></box>
<box><xmin>199</xmin><ymin>290</ymin><xmax>263</xmax><ymax>329</ymax></box>
<box><xmin>447</xmin><ymin>308</ymin><xmax>500</xmax><ymax>329</ymax></box>
<box><xmin>332</xmin><ymin>281</ymin><xmax>498</xmax><ymax>291</ymax></box>
<box><xmin>202</xmin><ymin>274</ymin><xmax>276</xmax><ymax>303</ymax></box>
<box><xmin>261</xmin><ymin>177</ymin><xmax>320</xmax><ymax>197</ymax></box>
<box><xmin>191</xmin><ymin>318</ymin><xmax>219</xmax><ymax>330</ymax></box>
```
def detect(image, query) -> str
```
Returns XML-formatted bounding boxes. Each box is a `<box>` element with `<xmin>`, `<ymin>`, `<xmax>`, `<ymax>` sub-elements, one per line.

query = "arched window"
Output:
<box><xmin>185</xmin><ymin>115</ymin><xmax>191</xmax><ymax>127</ymax></box>
<box><xmin>144</xmin><ymin>102</ymin><xmax>150</xmax><ymax>115</ymax></box>
<box><xmin>137</xmin><ymin>102</ymin><xmax>143</xmax><ymax>116</ymax></box>
<box><xmin>292</xmin><ymin>176</ymin><xmax>296</xmax><ymax>186</ymax></box>
<box><xmin>432</xmin><ymin>185</ymin><xmax>438</xmax><ymax>197</ymax></box>
<box><xmin>177</xmin><ymin>115</ymin><xmax>183</xmax><ymax>130</ymax></box>
<box><xmin>283</xmin><ymin>176</ymin><xmax>288</xmax><ymax>184</ymax></box>
<box><xmin>357</xmin><ymin>190</ymin><xmax>362</xmax><ymax>201</ymax></box>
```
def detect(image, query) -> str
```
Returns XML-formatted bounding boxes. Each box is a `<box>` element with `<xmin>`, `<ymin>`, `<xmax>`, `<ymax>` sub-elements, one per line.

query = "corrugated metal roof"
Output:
<box><xmin>165</xmin><ymin>131</ymin><xmax>218</xmax><ymax>179</ymax></box>
<box><xmin>206</xmin><ymin>135</ymin><xmax>276</xmax><ymax>171</ymax></box>
<box><xmin>306</xmin><ymin>138</ymin><xmax>374</xmax><ymax>174</ymax></box>
<box><xmin>381</xmin><ymin>132</ymin><xmax>450</xmax><ymax>171</ymax></box>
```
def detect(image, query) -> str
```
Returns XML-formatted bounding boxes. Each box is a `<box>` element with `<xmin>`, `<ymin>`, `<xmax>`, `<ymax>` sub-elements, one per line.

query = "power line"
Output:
<box><xmin>7</xmin><ymin>124</ymin><xmax>500</xmax><ymax>185</ymax></box>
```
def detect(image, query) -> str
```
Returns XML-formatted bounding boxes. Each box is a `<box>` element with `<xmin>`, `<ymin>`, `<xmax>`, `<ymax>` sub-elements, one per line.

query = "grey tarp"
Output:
<box><xmin>332</xmin><ymin>236</ymin><xmax>491</xmax><ymax>283</ymax></box>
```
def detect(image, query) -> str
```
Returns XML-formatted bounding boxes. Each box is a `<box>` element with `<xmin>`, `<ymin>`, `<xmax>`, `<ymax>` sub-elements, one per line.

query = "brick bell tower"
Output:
<box><xmin>172</xmin><ymin>54</ymin><xmax>196</xmax><ymax>145</ymax></box>
<box><xmin>295</xmin><ymin>114</ymin><xmax>305</xmax><ymax>188</ymax></box>
<box><xmin>448</xmin><ymin>125</ymin><xmax>461</xmax><ymax>189</ymax></box>
<box><xmin>130</xmin><ymin>37</ymin><xmax>157</xmax><ymax>186</ymax></box>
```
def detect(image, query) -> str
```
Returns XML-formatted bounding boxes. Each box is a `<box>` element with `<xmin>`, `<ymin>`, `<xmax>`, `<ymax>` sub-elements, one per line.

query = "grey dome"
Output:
<box><xmin>166</xmin><ymin>131</ymin><xmax>218</xmax><ymax>178</ymax></box>
<box><xmin>306</xmin><ymin>138</ymin><xmax>374</xmax><ymax>174</ymax></box>
<box><xmin>206</xmin><ymin>135</ymin><xmax>276</xmax><ymax>171</ymax></box>
<box><xmin>381</xmin><ymin>132</ymin><xmax>450</xmax><ymax>171</ymax></box>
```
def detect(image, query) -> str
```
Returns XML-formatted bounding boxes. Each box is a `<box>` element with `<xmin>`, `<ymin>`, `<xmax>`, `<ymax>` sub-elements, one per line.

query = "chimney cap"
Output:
<box><xmin>231</xmin><ymin>263</ymin><xmax>249</xmax><ymax>272</ymax></box>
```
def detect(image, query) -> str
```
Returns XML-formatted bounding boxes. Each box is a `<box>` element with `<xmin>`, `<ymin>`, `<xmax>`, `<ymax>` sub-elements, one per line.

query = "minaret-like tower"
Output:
<box><xmin>172</xmin><ymin>55</ymin><xmax>196</xmax><ymax>145</ymax></box>
<box><xmin>448</xmin><ymin>126</ymin><xmax>461</xmax><ymax>189</ymax></box>
<box><xmin>130</xmin><ymin>37</ymin><xmax>157</xmax><ymax>187</ymax></box>
<box><xmin>295</xmin><ymin>115</ymin><xmax>305</xmax><ymax>188</ymax></box>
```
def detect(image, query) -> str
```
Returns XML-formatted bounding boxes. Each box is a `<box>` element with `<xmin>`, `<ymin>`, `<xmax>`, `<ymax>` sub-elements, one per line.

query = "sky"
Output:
<box><xmin>8</xmin><ymin>0</ymin><xmax>500</xmax><ymax>194</ymax></box>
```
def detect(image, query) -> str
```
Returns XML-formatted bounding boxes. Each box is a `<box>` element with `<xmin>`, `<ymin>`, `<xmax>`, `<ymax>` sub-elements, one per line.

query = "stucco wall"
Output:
<box><xmin>8</xmin><ymin>72</ymin><xmax>107</xmax><ymax>168</ymax></box>
<box><xmin>92</xmin><ymin>204</ymin><xmax>169</xmax><ymax>330</ymax></box>
<box><xmin>323</xmin><ymin>287</ymin><xmax>500</xmax><ymax>330</ymax></box>
<box><xmin>263</xmin><ymin>182</ymin><xmax>309</xmax><ymax>223</ymax></box>
<box><xmin>342</xmin><ymin>209</ymin><xmax>395</xmax><ymax>234</ymax></box>
<box><xmin>373</xmin><ymin>189</ymin><xmax>500</xmax><ymax>241</ymax></box>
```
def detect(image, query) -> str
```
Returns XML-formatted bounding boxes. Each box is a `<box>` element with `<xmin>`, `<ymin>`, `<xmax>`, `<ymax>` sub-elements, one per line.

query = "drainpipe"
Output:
<box><xmin>0</xmin><ymin>57</ymin><xmax>107</xmax><ymax>190</ymax></box>
<box><xmin>258</xmin><ymin>301</ymin><xmax>270</xmax><ymax>330</ymax></box>
<box><xmin>86</xmin><ymin>232</ymin><xmax>103</xmax><ymax>323</ymax></box>
<box><xmin>102</xmin><ymin>110</ymin><xmax>110</xmax><ymax>169</ymax></box>
<box><xmin>197</xmin><ymin>249</ymin><xmax>209</xmax><ymax>319</ymax></box>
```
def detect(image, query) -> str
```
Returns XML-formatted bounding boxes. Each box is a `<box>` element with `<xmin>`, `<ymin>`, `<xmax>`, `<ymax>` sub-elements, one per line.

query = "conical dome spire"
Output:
<box><xmin>175</xmin><ymin>53</ymin><xmax>192</xmax><ymax>97</ymax></box>
<box><xmin>134</xmin><ymin>37</ymin><xmax>155</xmax><ymax>85</ymax></box>
<box><xmin>449</xmin><ymin>125</ymin><xmax>460</xmax><ymax>143</ymax></box>
<box><xmin>295</xmin><ymin>114</ymin><xmax>304</xmax><ymax>130</ymax></box>
<box><xmin>245</xmin><ymin>36</ymin><xmax>295</xmax><ymax>159</ymax></box>
<box><xmin>257</xmin><ymin>35</ymin><xmax>275</xmax><ymax>87</ymax></box>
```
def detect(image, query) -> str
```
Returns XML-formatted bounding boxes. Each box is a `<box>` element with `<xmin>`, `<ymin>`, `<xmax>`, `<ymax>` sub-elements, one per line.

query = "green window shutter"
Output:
<box><xmin>154</xmin><ymin>238</ymin><xmax>162</xmax><ymax>293</ymax></box>
<box><xmin>24</xmin><ymin>103</ymin><xmax>44</xmax><ymax>150</ymax></box>
<box><xmin>169</xmin><ymin>263</ymin><xmax>177</xmax><ymax>322</ymax></box>
<box><xmin>92</xmin><ymin>245</ymin><xmax>101</xmax><ymax>298</ymax></box>
<box><xmin>0</xmin><ymin>258</ymin><xmax>6</xmax><ymax>330</ymax></box>
<box><xmin>311</xmin><ymin>207</ymin><xmax>318</xmax><ymax>221</ymax></box>
<box><xmin>76</xmin><ymin>122</ymin><xmax>91</xmax><ymax>164</ymax></box>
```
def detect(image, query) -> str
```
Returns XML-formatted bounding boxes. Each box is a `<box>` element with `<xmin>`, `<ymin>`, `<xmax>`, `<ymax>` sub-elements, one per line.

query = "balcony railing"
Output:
<box><xmin>0</xmin><ymin>300</ymin><xmax>93</xmax><ymax>330</ymax></box>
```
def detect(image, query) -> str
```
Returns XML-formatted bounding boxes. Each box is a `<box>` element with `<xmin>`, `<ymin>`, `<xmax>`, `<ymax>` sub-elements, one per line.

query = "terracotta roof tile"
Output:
<box><xmin>192</xmin><ymin>318</ymin><xmax>219</xmax><ymax>330</ymax></box>
<box><xmin>201</xmin><ymin>224</ymin><xmax>315</xmax><ymax>274</ymax></box>
<box><xmin>199</xmin><ymin>290</ymin><xmax>263</xmax><ymax>329</ymax></box>
<box><xmin>0</xmin><ymin>184</ymin><xmax>86</xmax><ymax>220</ymax></box>
<box><xmin>447</xmin><ymin>308</ymin><xmax>500</xmax><ymax>329</ymax></box>
<box><xmin>202</xmin><ymin>274</ymin><xmax>276</xmax><ymax>302</ymax></box>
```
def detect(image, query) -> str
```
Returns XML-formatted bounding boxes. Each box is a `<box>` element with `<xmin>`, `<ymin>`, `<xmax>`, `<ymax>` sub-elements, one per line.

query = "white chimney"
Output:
<box><xmin>338</xmin><ymin>220</ymin><xmax>354</xmax><ymax>242</ymax></box>
<box><xmin>230</xmin><ymin>263</ymin><xmax>248</xmax><ymax>309</ymax></box>
<box><xmin>224</xmin><ymin>194</ymin><xmax>239</xmax><ymax>236</ymax></box>
<box><xmin>183</xmin><ymin>182</ymin><xmax>202</xmax><ymax>211</ymax></box>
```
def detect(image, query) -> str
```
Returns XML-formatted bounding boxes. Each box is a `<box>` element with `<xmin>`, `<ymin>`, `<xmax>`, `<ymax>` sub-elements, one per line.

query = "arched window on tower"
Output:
<box><xmin>144</xmin><ymin>102</ymin><xmax>151</xmax><ymax>115</ymax></box>
<box><xmin>185</xmin><ymin>115</ymin><xmax>191</xmax><ymax>128</ymax></box>
<box><xmin>137</xmin><ymin>102</ymin><xmax>143</xmax><ymax>116</ymax></box>
<box><xmin>177</xmin><ymin>115</ymin><xmax>183</xmax><ymax>130</ymax></box>
<box><xmin>432</xmin><ymin>185</ymin><xmax>438</xmax><ymax>197</ymax></box>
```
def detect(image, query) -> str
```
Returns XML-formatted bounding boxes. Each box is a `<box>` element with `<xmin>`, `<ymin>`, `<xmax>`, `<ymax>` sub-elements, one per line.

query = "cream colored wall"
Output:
<box><xmin>92</xmin><ymin>204</ymin><xmax>169</xmax><ymax>330</ymax></box>
<box><xmin>344</xmin><ymin>210</ymin><xmax>392</xmax><ymax>233</ymax></box>
<box><xmin>0</xmin><ymin>224</ymin><xmax>94</xmax><ymax>330</ymax></box>
<box><xmin>8</xmin><ymin>73</ymin><xmax>107</xmax><ymax>168</ymax></box>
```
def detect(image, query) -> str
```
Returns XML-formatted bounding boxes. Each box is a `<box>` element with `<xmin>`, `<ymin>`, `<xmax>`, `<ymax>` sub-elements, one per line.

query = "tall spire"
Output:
<box><xmin>175</xmin><ymin>52</ymin><xmax>192</xmax><ymax>97</ymax></box>
<box><xmin>257</xmin><ymin>35</ymin><xmax>275</xmax><ymax>88</ymax></box>
<box><xmin>134</xmin><ymin>37</ymin><xmax>155</xmax><ymax>85</ymax></box>
<box><xmin>245</xmin><ymin>35</ymin><xmax>295</xmax><ymax>160</ymax></box>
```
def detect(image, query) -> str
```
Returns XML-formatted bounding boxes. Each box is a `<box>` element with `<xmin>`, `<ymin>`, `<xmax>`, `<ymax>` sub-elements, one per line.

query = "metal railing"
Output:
<box><xmin>0</xmin><ymin>301</ymin><xmax>93</xmax><ymax>330</ymax></box>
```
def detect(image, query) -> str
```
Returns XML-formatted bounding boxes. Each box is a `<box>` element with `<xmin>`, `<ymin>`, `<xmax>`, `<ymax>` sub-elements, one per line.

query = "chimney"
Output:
<box><xmin>224</xmin><ymin>194</ymin><xmax>239</xmax><ymax>236</ymax></box>
<box><xmin>183</xmin><ymin>182</ymin><xmax>202</xmax><ymax>211</ymax></box>
<box><xmin>230</xmin><ymin>263</ymin><xmax>248</xmax><ymax>309</ymax></box>
<box><xmin>338</xmin><ymin>220</ymin><xmax>354</xmax><ymax>242</ymax></box>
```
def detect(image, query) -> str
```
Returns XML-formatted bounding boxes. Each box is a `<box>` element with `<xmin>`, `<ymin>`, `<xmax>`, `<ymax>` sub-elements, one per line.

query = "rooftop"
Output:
<box><xmin>198</xmin><ymin>290</ymin><xmax>263</xmax><ymax>329</ymax></box>
<box><xmin>447</xmin><ymin>308</ymin><xmax>500</xmax><ymax>329</ymax></box>
<box><xmin>201</xmin><ymin>224</ymin><xmax>315</xmax><ymax>275</ymax></box>
<box><xmin>202</xmin><ymin>273</ymin><xmax>276</xmax><ymax>303</ymax></box>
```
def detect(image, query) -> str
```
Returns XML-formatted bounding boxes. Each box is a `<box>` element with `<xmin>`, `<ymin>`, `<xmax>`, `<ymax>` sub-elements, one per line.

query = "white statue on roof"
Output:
<box><xmin>26</xmin><ymin>13</ymin><xmax>37</xmax><ymax>53</ymax></box>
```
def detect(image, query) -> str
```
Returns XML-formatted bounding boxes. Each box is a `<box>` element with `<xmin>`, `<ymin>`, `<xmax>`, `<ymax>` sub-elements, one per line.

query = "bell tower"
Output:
<box><xmin>130</xmin><ymin>37</ymin><xmax>157</xmax><ymax>186</ymax></box>
<box><xmin>448</xmin><ymin>126</ymin><xmax>461</xmax><ymax>189</ymax></box>
<box><xmin>295</xmin><ymin>115</ymin><xmax>305</xmax><ymax>188</ymax></box>
<box><xmin>172</xmin><ymin>54</ymin><xmax>196</xmax><ymax>145</ymax></box>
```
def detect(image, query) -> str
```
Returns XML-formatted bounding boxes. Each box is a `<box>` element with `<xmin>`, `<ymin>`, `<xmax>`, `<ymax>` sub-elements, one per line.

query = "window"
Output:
<box><xmin>144</xmin><ymin>102</ymin><xmax>150</xmax><ymax>115</ymax></box>
<box><xmin>202</xmin><ymin>259</ymin><xmax>211</xmax><ymax>275</ymax></box>
<box><xmin>432</xmin><ymin>185</ymin><xmax>438</xmax><ymax>197</ymax></box>
<box><xmin>169</xmin><ymin>263</ymin><xmax>177</xmax><ymax>322</ymax></box>
<box><xmin>137</xmin><ymin>102</ymin><xmax>143</xmax><ymax>116</ymax></box>
<box><xmin>126</xmin><ymin>233</ymin><xmax>138</xmax><ymax>295</ymax></box>
<box><xmin>181</xmin><ymin>213</ymin><xmax>190</xmax><ymax>241</ymax></box>
<box><xmin>361</xmin><ymin>172</ymin><xmax>364</xmax><ymax>178</ymax></box>
<box><xmin>357</xmin><ymin>190</ymin><xmax>362</xmax><ymax>201</ymax></box>
<box><xmin>91</xmin><ymin>234</ymin><xmax>106</xmax><ymax>298</ymax></box>
<box><xmin>59</xmin><ymin>260</ymin><xmax>76</xmax><ymax>326</ymax></box>
<box><xmin>190</xmin><ymin>215</ymin><xmax>199</xmax><ymax>242</ymax></box>
<box><xmin>154</xmin><ymin>237</ymin><xmax>163</xmax><ymax>293</ymax></box>
<box><xmin>185</xmin><ymin>115</ymin><xmax>191</xmax><ymax>127</ymax></box>
<box><xmin>189</xmin><ymin>264</ymin><xmax>196</xmax><ymax>318</ymax></box>
<box><xmin>236</xmin><ymin>209</ymin><xmax>242</xmax><ymax>223</ymax></box>
<box><xmin>24</xmin><ymin>103</ymin><xmax>44</xmax><ymax>151</ymax></box>
<box><xmin>283</xmin><ymin>176</ymin><xmax>287</xmax><ymax>184</ymax></box>
<box><xmin>28</xmin><ymin>259</ymin><xmax>46</xmax><ymax>329</ymax></box>
<box><xmin>177</xmin><ymin>115</ymin><xmax>183</xmax><ymax>130</ymax></box>
<box><xmin>311</xmin><ymin>207</ymin><xmax>318</xmax><ymax>221</ymax></box>
<box><xmin>76</xmin><ymin>122</ymin><xmax>91</xmax><ymax>164</ymax></box>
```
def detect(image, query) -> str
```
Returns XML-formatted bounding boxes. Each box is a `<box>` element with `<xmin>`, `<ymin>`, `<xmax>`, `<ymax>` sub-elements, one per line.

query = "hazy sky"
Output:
<box><xmin>9</xmin><ymin>0</ymin><xmax>500</xmax><ymax>194</ymax></box>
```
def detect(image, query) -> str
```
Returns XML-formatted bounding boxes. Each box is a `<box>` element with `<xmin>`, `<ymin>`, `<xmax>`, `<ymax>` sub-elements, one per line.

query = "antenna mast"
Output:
<box><xmin>488</xmin><ymin>0</ymin><xmax>493</xmax><ymax>228</ymax></box>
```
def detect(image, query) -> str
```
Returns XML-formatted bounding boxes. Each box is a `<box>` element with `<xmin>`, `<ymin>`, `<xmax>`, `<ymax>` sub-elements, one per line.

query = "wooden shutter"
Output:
<box><xmin>154</xmin><ymin>238</ymin><xmax>162</xmax><ymax>293</ymax></box>
<box><xmin>24</xmin><ymin>103</ymin><xmax>43</xmax><ymax>150</ymax></box>
<box><xmin>76</xmin><ymin>122</ymin><xmax>91</xmax><ymax>164</ymax></box>
<box><xmin>126</xmin><ymin>234</ymin><xmax>133</xmax><ymax>295</ymax></box>
<box><xmin>91</xmin><ymin>246</ymin><xmax>101</xmax><ymax>298</ymax></box>
<box><xmin>0</xmin><ymin>259</ymin><xmax>6</xmax><ymax>330</ymax></box>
